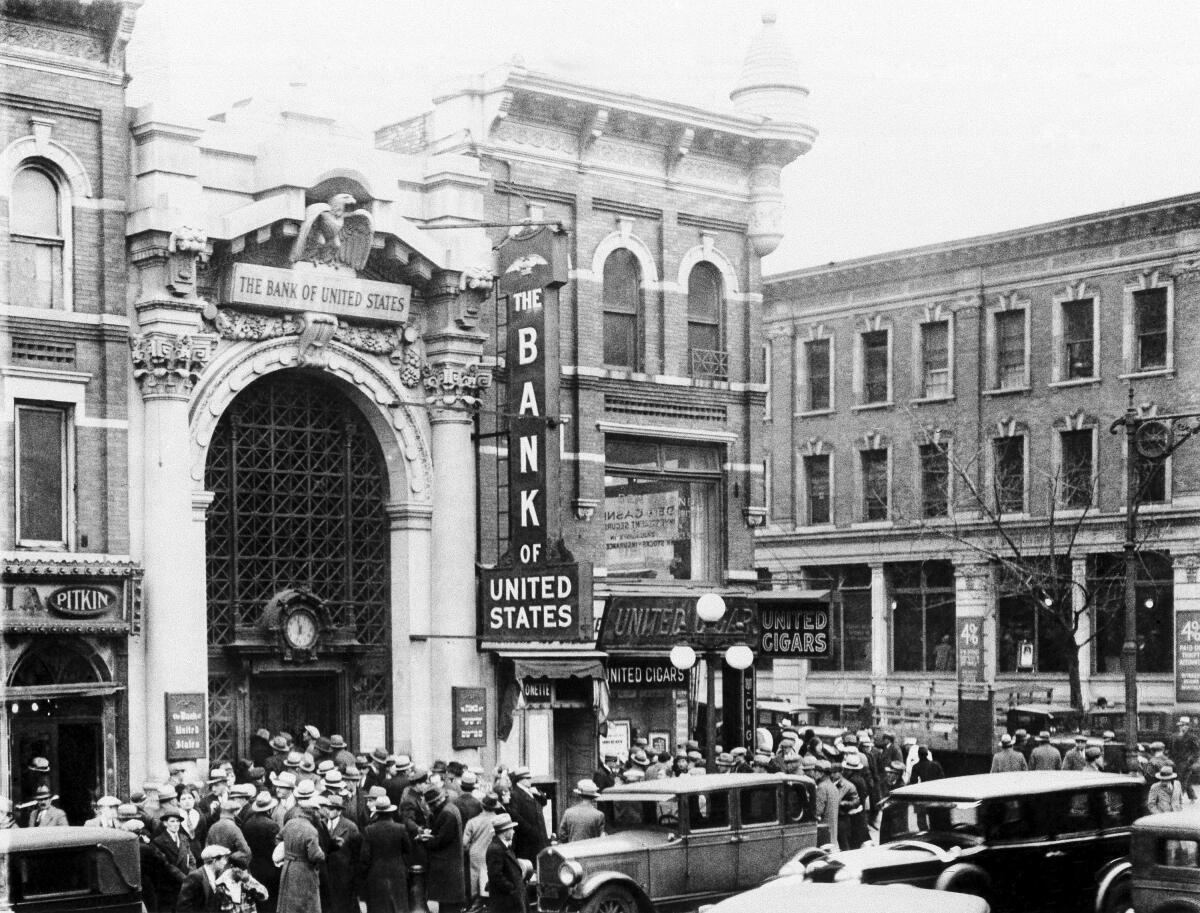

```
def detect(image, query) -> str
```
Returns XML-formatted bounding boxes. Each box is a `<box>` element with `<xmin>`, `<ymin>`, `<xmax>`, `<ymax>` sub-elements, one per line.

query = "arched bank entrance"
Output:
<box><xmin>203</xmin><ymin>371</ymin><xmax>392</xmax><ymax>761</ymax></box>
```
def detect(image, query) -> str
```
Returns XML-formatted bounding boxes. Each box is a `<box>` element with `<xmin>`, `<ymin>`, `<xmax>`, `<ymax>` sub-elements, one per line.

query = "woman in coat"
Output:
<box><xmin>359</xmin><ymin>795</ymin><xmax>413</xmax><ymax>913</ymax></box>
<box><xmin>276</xmin><ymin>798</ymin><xmax>326</xmax><ymax>913</ymax></box>
<box><xmin>423</xmin><ymin>789</ymin><xmax>466</xmax><ymax>911</ymax></box>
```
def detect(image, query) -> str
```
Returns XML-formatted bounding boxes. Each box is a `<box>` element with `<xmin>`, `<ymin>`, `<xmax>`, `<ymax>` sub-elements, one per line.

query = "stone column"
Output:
<box><xmin>1071</xmin><ymin>557</ymin><xmax>1093</xmax><ymax>696</ymax></box>
<box><xmin>869</xmin><ymin>563</ymin><xmax>888</xmax><ymax>683</ymax></box>
<box><xmin>955</xmin><ymin>561</ymin><xmax>995</xmax><ymax>684</ymax></box>
<box><xmin>418</xmin><ymin>270</ymin><xmax>491</xmax><ymax>763</ymax></box>
<box><xmin>386</xmin><ymin>501</ymin><xmax>432</xmax><ymax>757</ymax></box>
<box><xmin>129</xmin><ymin>229</ymin><xmax>215</xmax><ymax>778</ymax></box>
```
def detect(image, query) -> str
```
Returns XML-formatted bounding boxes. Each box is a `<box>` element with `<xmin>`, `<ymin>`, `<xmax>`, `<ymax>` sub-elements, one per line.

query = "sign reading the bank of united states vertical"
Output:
<box><xmin>478</xmin><ymin>226</ymin><xmax>592</xmax><ymax>642</ymax></box>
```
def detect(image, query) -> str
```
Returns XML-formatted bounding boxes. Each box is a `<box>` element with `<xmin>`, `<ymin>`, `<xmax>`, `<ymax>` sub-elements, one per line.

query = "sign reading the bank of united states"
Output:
<box><xmin>165</xmin><ymin>692</ymin><xmax>207</xmax><ymax>760</ymax></box>
<box><xmin>224</xmin><ymin>263</ymin><xmax>410</xmax><ymax>324</ymax></box>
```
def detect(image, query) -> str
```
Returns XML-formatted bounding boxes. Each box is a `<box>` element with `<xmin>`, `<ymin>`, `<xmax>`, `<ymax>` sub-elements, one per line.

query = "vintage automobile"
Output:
<box><xmin>0</xmin><ymin>826</ymin><xmax>143</xmax><ymax>913</ymax></box>
<box><xmin>1093</xmin><ymin>807</ymin><xmax>1200</xmax><ymax>913</ymax></box>
<box><xmin>702</xmin><ymin>879</ymin><xmax>990</xmax><ymax>913</ymax></box>
<box><xmin>535</xmin><ymin>772</ymin><xmax>822</xmax><ymax>913</ymax></box>
<box><xmin>794</xmin><ymin>771</ymin><xmax>1145</xmax><ymax>913</ymax></box>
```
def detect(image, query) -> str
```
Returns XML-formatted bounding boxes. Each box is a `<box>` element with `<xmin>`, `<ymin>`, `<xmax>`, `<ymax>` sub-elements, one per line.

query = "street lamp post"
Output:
<box><xmin>669</xmin><ymin>593</ymin><xmax>755</xmax><ymax>771</ymax></box>
<box><xmin>1111</xmin><ymin>390</ymin><xmax>1200</xmax><ymax>771</ymax></box>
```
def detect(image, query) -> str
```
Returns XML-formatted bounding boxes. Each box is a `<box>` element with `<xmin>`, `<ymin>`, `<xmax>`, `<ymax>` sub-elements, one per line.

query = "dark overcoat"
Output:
<box><xmin>359</xmin><ymin>816</ymin><xmax>413</xmax><ymax>913</ymax></box>
<box><xmin>425</xmin><ymin>800</ymin><xmax>466</xmax><ymax>903</ymax></box>
<box><xmin>485</xmin><ymin>837</ymin><xmax>526</xmax><ymax>913</ymax></box>
<box><xmin>243</xmin><ymin>811</ymin><xmax>281</xmax><ymax>913</ymax></box>
<box><xmin>326</xmin><ymin>814</ymin><xmax>363</xmax><ymax>913</ymax></box>
<box><xmin>506</xmin><ymin>788</ymin><xmax>548</xmax><ymax>864</ymax></box>
<box><xmin>276</xmin><ymin>811</ymin><xmax>325</xmax><ymax>913</ymax></box>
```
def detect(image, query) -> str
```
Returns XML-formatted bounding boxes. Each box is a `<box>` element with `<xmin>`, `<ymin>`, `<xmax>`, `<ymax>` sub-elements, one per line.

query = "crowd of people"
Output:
<box><xmin>2</xmin><ymin>727</ymin><xmax>563</xmax><ymax>913</ymax></box>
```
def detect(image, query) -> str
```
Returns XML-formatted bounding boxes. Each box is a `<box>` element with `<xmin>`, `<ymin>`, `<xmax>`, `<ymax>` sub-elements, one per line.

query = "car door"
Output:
<box><xmin>736</xmin><ymin>782</ymin><xmax>782</xmax><ymax>888</ymax></box>
<box><xmin>1035</xmin><ymin>788</ymin><xmax>1099</xmax><ymax>911</ymax></box>
<box><xmin>683</xmin><ymin>789</ymin><xmax>739</xmax><ymax>899</ymax></box>
<box><xmin>648</xmin><ymin>795</ymin><xmax>689</xmax><ymax>903</ymax></box>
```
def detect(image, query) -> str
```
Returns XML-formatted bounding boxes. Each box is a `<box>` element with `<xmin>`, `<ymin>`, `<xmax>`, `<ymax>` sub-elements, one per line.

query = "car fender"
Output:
<box><xmin>578</xmin><ymin>871</ymin><xmax>653</xmax><ymax>911</ymax></box>
<box><xmin>1094</xmin><ymin>857</ymin><xmax>1132</xmax><ymax>913</ymax></box>
<box><xmin>934</xmin><ymin>861</ymin><xmax>992</xmax><ymax>896</ymax></box>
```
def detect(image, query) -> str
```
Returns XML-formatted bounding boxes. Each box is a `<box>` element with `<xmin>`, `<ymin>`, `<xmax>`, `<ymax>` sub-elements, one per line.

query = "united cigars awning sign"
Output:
<box><xmin>479</xmin><ymin>227</ymin><xmax>592</xmax><ymax>641</ymax></box>
<box><xmin>598</xmin><ymin>591</ymin><xmax>830</xmax><ymax>658</ymax></box>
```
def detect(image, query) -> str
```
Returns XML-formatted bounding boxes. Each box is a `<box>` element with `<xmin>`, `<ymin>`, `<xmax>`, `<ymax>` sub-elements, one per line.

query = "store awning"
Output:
<box><xmin>754</xmin><ymin>589</ymin><xmax>830</xmax><ymax>602</ymax></box>
<box><xmin>510</xmin><ymin>655</ymin><xmax>606</xmax><ymax>681</ymax></box>
<box><xmin>5</xmin><ymin>683</ymin><xmax>124</xmax><ymax>700</ymax></box>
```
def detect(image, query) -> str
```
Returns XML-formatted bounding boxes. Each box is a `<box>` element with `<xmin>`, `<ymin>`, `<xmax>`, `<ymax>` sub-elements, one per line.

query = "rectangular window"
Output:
<box><xmin>1090</xmin><ymin>552</ymin><xmax>1173</xmax><ymax>674</ymax></box>
<box><xmin>921</xmin><ymin>321</ymin><xmax>950</xmax><ymax>398</ymax></box>
<box><xmin>861</xmin><ymin>449</ymin><xmax>889</xmax><ymax>521</ymax></box>
<box><xmin>1136</xmin><ymin>452</ymin><xmax>1167</xmax><ymax>504</ymax></box>
<box><xmin>1060</xmin><ymin>429</ymin><xmax>1094</xmax><ymax>508</ymax></box>
<box><xmin>993</xmin><ymin>436</ymin><xmax>1025</xmax><ymax>513</ymax></box>
<box><xmin>997</xmin><ymin>560</ymin><xmax>1073</xmax><ymax>674</ymax></box>
<box><xmin>804</xmin><ymin>454</ymin><xmax>831</xmax><ymax>525</ymax></box>
<box><xmin>604</xmin><ymin>311</ymin><xmax>637</xmax><ymax>368</ymax></box>
<box><xmin>1062</xmin><ymin>299</ymin><xmax>1095</xmax><ymax>379</ymax></box>
<box><xmin>16</xmin><ymin>404</ymin><xmax>68</xmax><ymax>546</ymax></box>
<box><xmin>687</xmin><ymin>791</ymin><xmax>730</xmax><ymax>830</ymax></box>
<box><xmin>889</xmin><ymin>561</ymin><xmax>956</xmax><ymax>673</ymax></box>
<box><xmin>995</xmin><ymin>309</ymin><xmax>1026</xmax><ymax>389</ymax></box>
<box><xmin>740</xmin><ymin>785</ymin><xmax>778</xmax><ymax>825</ymax></box>
<box><xmin>1134</xmin><ymin>288</ymin><xmax>1168</xmax><ymax>371</ymax></box>
<box><xmin>11</xmin><ymin>239</ymin><xmax>63</xmax><ymax>309</ymax></box>
<box><xmin>604</xmin><ymin>439</ymin><xmax>720</xmax><ymax>583</ymax></box>
<box><xmin>805</xmin><ymin>565</ymin><xmax>872</xmax><ymax>673</ymax></box>
<box><xmin>805</xmin><ymin>339</ymin><xmax>831</xmax><ymax>411</ymax></box>
<box><xmin>920</xmin><ymin>443</ymin><xmax>950</xmax><ymax>518</ymax></box>
<box><xmin>862</xmin><ymin>330</ymin><xmax>889</xmax><ymax>403</ymax></box>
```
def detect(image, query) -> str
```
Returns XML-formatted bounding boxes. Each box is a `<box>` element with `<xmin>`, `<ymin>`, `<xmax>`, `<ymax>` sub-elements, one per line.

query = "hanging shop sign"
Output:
<box><xmin>523</xmin><ymin>680</ymin><xmax>554</xmax><ymax>702</ymax></box>
<box><xmin>756</xmin><ymin>598</ymin><xmax>831</xmax><ymax>658</ymax></box>
<box><xmin>452</xmin><ymin>686</ymin><xmax>488</xmax><ymax>749</ymax></box>
<box><xmin>1177</xmin><ymin>610</ymin><xmax>1200</xmax><ymax>703</ymax></box>
<box><xmin>606</xmin><ymin>657</ymin><xmax>689</xmax><ymax>690</ymax></box>
<box><xmin>598</xmin><ymin>594</ymin><xmax>757</xmax><ymax>652</ymax></box>
<box><xmin>223</xmin><ymin>263</ymin><xmax>411</xmax><ymax>325</ymax></box>
<box><xmin>479</xmin><ymin>226</ymin><xmax>592</xmax><ymax>642</ymax></box>
<box><xmin>165</xmin><ymin>692</ymin><xmax>207</xmax><ymax>760</ymax></box>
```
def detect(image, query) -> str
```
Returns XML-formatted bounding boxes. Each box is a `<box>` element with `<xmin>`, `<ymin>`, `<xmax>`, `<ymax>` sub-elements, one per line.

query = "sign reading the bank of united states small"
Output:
<box><xmin>165</xmin><ymin>693</ymin><xmax>207</xmax><ymax>760</ymax></box>
<box><xmin>224</xmin><ymin>263</ymin><xmax>411</xmax><ymax>325</ymax></box>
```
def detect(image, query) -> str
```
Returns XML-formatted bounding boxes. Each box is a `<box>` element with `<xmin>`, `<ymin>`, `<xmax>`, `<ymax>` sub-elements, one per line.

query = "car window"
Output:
<box><xmin>606</xmin><ymin>800</ymin><xmax>673</xmax><ymax>832</ymax></box>
<box><xmin>983</xmin><ymin>798</ymin><xmax>1033</xmax><ymax>841</ymax></box>
<box><xmin>784</xmin><ymin>782</ymin><xmax>814</xmax><ymax>822</ymax></box>
<box><xmin>13</xmin><ymin>847</ymin><xmax>125</xmax><ymax>900</ymax></box>
<box><xmin>1056</xmin><ymin>791</ymin><xmax>1095</xmax><ymax>837</ymax></box>
<box><xmin>740</xmin><ymin>785</ymin><xmax>777</xmax><ymax>826</ymax></box>
<box><xmin>1099</xmin><ymin>789</ymin><xmax>1133</xmax><ymax>829</ymax></box>
<box><xmin>686</xmin><ymin>791</ymin><xmax>730</xmax><ymax>830</ymax></box>
<box><xmin>1157</xmin><ymin>838</ymin><xmax>1200</xmax><ymax>867</ymax></box>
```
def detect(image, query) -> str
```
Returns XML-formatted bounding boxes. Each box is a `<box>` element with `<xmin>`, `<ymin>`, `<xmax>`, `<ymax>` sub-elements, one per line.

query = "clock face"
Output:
<box><xmin>1135</xmin><ymin>420</ymin><xmax>1173</xmax><ymax>460</ymax></box>
<box><xmin>284</xmin><ymin>609</ymin><xmax>318</xmax><ymax>650</ymax></box>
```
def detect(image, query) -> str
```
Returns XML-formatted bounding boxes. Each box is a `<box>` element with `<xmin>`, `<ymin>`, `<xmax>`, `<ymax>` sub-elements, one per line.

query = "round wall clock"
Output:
<box><xmin>283</xmin><ymin>607</ymin><xmax>319</xmax><ymax>651</ymax></box>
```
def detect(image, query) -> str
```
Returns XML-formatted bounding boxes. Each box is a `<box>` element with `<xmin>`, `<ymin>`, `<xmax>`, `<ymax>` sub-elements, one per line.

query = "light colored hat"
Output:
<box><xmin>330</xmin><ymin>735</ymin><xmax>348</xmax><ymax>749</ymax></box>
<box><xmin>208</xmin><ymin>768</ymin><xmax>227</xmax><ymax>783</ymax></box>
<box><xmin>317</xmin><ymin>760</ymin><xmax>336</xmax><ymax>774</ymax></box>
<box><xmin>324</xmin><ymin>770</ymin><xmax>344</xmax><ymax>786</ymax></box>
<box><xmin>574</xmin><ymin>779</ymin><xmax>601</xmax><ymax>798</ymax></box>
<box><xmin>888</xmin><ymin>760</ymin><xmax>906</xmax><ymax>772</ymax></box>
<box><xmin>630</xmin><ymin>750</ymin><xmax>650</xmax><ymax>766</ymax></box>
<box><xmin>294</xmin><ymin>780</ymin><xmax>317</xmax><ymax>800</ymax></box>
<box><xmin>121</xmin><ymin>819</ymin><xmax>144</xmax><ymax>832</ymax></box>
<box><xmin>96</xmin><ymin>795</ymin><xmax>121</xmax><ymax>808</ymax></box>
<box><xmin>201</xmin><ymin>844</ymin><xmax>231</xmax><ymax>861</ymax></box>
<box><xmin>117</xmin><ymin>803</ymin><xmax>139</xmax><ymax>819</ymax></box>
<box><xmin>1085</xmin><ymin>747</ymin><xmax>1103</xmax><ymax>761</ymax></box>
<box><xmin>511</xmin><ymin>766</ymin><xmax>532</xmax><ymax>781</ymax></box>
<box><xmin>251</xmin><ymin>792</ymin><xmax>277</xmax><ymax>812</ymax></box>
<box><xmin>304</xmin><ymin>725</ymin><xmax>321</xmax><ymax>741</ymax></box>
<box><xmin>272</xmin><ymin>771</ymin><xmax>297</xmax><ymax>790</ymax></box>
<box><xmin>842</xmin><ymin>754</ymin><xmax>863</xmax><ymax>771</ymax></box>
<box><xmin>285</xmin><ymin>751</ymin><xmax>304</xmax><ymax>769</ymax></box>
<box><xmin>1036</xmin><ymin>731</ymin><xmax>1051</xmax><ymax>741</ymax></box>
<box><xmin>373</xmin><ymin>795</ymin><xmax>397</xmax><ymax>814</ymax></box>
<box><xmin>622</xmin><ymin>768</ymin><xmax>645</xmax><ymax>782</ymax></box>
<box><xmin>270</xmin><ymin>735</ymin><xmax>290</xmax><ymax>752</ymax></box>
<box><xmin>492</xmin><ymin>813</ymin><xmax>518</xmax><ymax>833</ymax></box>
<box><xmin>343</xmin><ymin>765</ymin><xmax>363</xmax><ymax>781</ymax></box>
<box><xmin>28</xmin><ymin>757</ymin><xmax>50</xmax><ymax>773</ymax></box>
<box><xmin>299</xmin><ymin>755</ymin><xmax>316</xmax><ymax>773</ymax></box>
<box><xmin>999</xmin><ymin>734</ymin><xmax>1013</xmax><ymax>746</ymax></box>
<box><xmin>461</xmin><ymin>770</ymin><xmax>478</xmax><ymax>787</ymax></box>
<box><xmin>394</xmin><ymin>754</ymin><xmax>414</xmax><ymax>772</ymax></box>
<box><xmin>1158</xmin><ymin>765</ymin><xmax>1178</xmax><ymax>781</ymax></box>
<box><xmin>230</xmin><ymin>783</ymin><xmax>257</xmax><ymax>799</ymax></box>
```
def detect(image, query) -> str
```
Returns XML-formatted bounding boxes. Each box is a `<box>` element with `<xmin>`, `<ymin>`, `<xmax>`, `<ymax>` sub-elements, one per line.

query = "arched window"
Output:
<box><xmin>10</xmin><ymin>163</ymin><xmax>66</xmax><ymax>308</ymax></box>
<box><xmin>688</xmin><ymin>262</ymin><xmax>724</xmax><ymax>378</ymax></box>
<box><xmin>603</xmin><ymin>249</ymin><xmax>642</xmax><ymax>369</ymax></box>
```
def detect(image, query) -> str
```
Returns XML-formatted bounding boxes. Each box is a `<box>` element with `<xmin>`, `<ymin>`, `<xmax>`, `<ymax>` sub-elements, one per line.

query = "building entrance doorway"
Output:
<box><xmin>249</xmin><ymin>673</ymin><xmax>341</xmax><ymax>744</ymax></box>
<box><xmin>10</xmin><ymin>703</ymin><xmax>102</xmax><ymax>825</ymax></box>
<box><xmin>553</xmin><ymin>707</ymin><xmax>596</xmax><ymax>801</ymax></box>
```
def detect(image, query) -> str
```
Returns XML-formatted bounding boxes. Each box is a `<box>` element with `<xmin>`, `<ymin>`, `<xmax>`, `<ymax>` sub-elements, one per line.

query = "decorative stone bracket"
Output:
<box><xmin>130</xmin><ymin>332</ymin><xmax>217</xmax><ymax>398</ymax></box>
<box><xmin>167</xmin><ymin>226</ymin><xmax>209</xmax><ymax>297</ymax></box>
<box><xmin>422</xmin><ymin>361</ymin><xmax>493</xmax><ymax>409</ymax></box>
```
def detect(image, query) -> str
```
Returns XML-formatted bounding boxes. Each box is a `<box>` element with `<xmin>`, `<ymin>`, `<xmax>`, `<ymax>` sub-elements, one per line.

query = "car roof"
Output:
<box><xmin>0</xmin><ymin>826</ymin><xmax>139</xmax><ymax>850</ymax></box>
<box><xmin>889</xmin><ymin>771</ymin><xmax>1142</xmax><ymax>802</ymax></box>
<box><xmin>707</xmin><ymin>877</ymin><xmax>990</xmax><ymax>913</ymax></box>
<box><xmin>598</xmin><ymin>773</ymin><xmax>811</xmax><ymax>800</ymax></box>
<box><xmin>1009</xmin><ymin>704</ymin><xmax>1081</xmax><ymax>715</ymax></box>
<box><xmin>1133</xmin><ymin>807</ymin><xmax>1200</xmax><ymax>836</ymax></box>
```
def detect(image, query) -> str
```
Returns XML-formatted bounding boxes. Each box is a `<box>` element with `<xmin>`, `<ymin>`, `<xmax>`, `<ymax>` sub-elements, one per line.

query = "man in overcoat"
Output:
<box><xmin>506</xmin><ymin>768</ymin><xmax>548</xmax><ymax>865</ymax></box>
<box><xmin>243</xmin><ymin>792</ymin><xmax>281</xmax><ymax>913</ymax></box>
<box><xmin>324</xmin><ymin>793</ymin><xmax>363</xmax><ymax>913</ymax></box>
<box><xmin>275</xmin><ymin>793</ymin><xmax>326</xmax><ymax>913</ymax></box>
<box><xmin>485</xmin><ymin>814</ymin><xmax>526</xmax><ymax>913</ymax></box>
<box><xmin>557</xmin><ymin>780</ymin><xmax>604</xmax><ymax>843</ymax></box>
<box><xmin>424</xmin><ymin>787</ymin><xmax>467</xmax><ymax>913</ymax></box>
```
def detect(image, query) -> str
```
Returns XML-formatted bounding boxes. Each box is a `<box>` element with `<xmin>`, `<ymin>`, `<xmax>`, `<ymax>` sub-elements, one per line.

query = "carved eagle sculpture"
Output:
<box><xmin>289</xmin><ymin>192</ymin><xmax>374</xmax><ymax>272</ymax></box>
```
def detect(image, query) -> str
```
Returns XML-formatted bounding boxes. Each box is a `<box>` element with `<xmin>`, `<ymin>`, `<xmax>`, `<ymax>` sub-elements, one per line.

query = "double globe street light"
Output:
<box><xmin>668</xmin><ymin>593</ymin><xmax>756</xmax><ymax>771</ymax></box>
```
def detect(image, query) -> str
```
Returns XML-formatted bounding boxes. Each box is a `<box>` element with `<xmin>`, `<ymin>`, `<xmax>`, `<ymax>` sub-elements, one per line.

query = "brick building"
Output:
<box><xmin>760</xmin><ymin>194</ymin><xmax>1200</xmax><ymax>744</ymax></box>
<box><xmin>0</xmin><ymin>0</ymin><xmax>141</xmax><ymax>820</ymax></box>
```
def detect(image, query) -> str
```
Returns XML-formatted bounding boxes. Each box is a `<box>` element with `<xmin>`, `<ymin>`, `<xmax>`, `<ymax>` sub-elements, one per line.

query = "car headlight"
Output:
<box><xmin>558</xmin><ymin>860</ymin><xmax>584</xmax><ymax>887</ymax></box>
<box><xmin>832</xmin><ymin>866</ymin><xmax>862</xmax><ymax>884</ymax></box>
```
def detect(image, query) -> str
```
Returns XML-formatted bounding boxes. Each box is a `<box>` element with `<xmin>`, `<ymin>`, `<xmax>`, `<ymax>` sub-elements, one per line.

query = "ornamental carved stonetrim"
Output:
<box><xmin>209</xmin><ymin>307</ymin><xmax>423</xmax><ymax>388</ymax></box>
<box><xmin>422</xmin><ymin>361</ymin><xmax>492</xmax><ymax>409</ymax></box>
<box><xmin>130</xmin><ymin>332</ymin><xmax>216</xmax><ymax>397</ymax></box>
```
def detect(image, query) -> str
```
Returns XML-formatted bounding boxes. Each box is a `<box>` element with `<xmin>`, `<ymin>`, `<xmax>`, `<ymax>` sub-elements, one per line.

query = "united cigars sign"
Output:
<box><xmin>479</xmin><ymin>227</ymin><xmax>592</xmax><ymax>641</ymax></box>
<box><xmin>606</xmin><ymin>658</ymin><xmax>688</xmax><ymax>690</ymax></box>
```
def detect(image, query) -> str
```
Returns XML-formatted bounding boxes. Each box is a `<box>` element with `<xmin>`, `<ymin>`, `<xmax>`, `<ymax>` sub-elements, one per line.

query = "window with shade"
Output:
<box><xmin>861</xmin><ymin>330</ymin><xmax>889</xmax><ymax>403</ymax></box>
<box><xmin>994</xmin><ymin>309</ymin><xmax>1026</xmax><ymax>389</ymax></box>
<box><xmin>1062</xmin><ymin>299</ymin><xmax>1095</xmax><ymax>379</ymax></box>
<box><xmin>603</xmin><ymin>249</ymin><xmax>641</xmax><ymax>369</ymax></box>
<box><xmin>10</xmin><ymin>164</ymin><xmax>65</xmax><ymax>309</ymax></box>
<box><xmin>804</xmin><ymin>454</ymin><xmax>831</xmax><ymax>525</ymax></box>
<box><xmin>861</xmin><ymin>449</ymin><xmax>889</xmax><ymax>521</ymax></box>
<box><xmin>687</xmin><ymin>263</ymin><xmax>725</xmax><ymax>379</ymax></box>
<box><xmin>15</xmin><ymin>403</ymin><xmax>70</xmax><ymax>547</ymax></box>
<box><xmin>1133</xmin><ymin>288</ymin><xmax>1168</xmax><ymax>371</ymax></box>
<box><xmin>920</xmin><ymin>321</ymin><xmax>950</xmax><ymax>398</ymax></box>
<box><xmin>805</xmin><ymin>338</ymin><xmax>831</xmax><ymax>411</ymax></box>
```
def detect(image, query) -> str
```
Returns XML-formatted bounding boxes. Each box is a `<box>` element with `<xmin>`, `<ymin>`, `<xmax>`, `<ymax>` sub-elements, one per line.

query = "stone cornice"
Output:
<box><xmin>767</xmin><ymin>193</ymin><xmax>1200</xmax><ymax>299</ymax></box>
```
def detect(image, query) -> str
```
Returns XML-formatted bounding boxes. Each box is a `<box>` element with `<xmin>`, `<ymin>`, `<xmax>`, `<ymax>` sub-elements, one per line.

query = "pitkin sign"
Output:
<box><xmin>479</xmin><ymin>227</ymin><xmax>592</xmax><ymax>641</ymax></box>
<box><xmin>223</xmin><ymin>263</ymin><xmax>411</xmax><ymax>325</ymax></box>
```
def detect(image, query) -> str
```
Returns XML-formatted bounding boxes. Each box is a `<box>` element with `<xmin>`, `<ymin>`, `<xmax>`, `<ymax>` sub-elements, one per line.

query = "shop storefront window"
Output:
<box><xmin>1090</xmin><ymin>551</ymin><xmax>1172</xmax><ymax>674</ymax></box>
<box><xmin>889</xmin><ymin>561</ymin><xmax>956</xmax><ymax>673</ymax></box>
<box><xmin>804</xmin><ymin>565</ymin><xmax>872</xmax><ymax>672</ymax></box>
<box><xmin>604</xmin><ymin>439</ymin><xmax>721</xmax><ymax>583</ymax></box>
<box><xmin>997</xmin><ymin>560</ymin><xmax>1072</xmax><ymax>673</ymax></box>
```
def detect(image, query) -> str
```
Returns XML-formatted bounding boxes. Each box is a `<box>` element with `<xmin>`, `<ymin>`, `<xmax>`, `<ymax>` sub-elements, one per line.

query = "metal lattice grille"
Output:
<box><xmin>204</xmin><ymin>373</ymin><xmax>390</xmax><ymax>647</ymax></box>
<box><xmin>208</xmin><ymin>675</ymin><xmax>237</xmax><ymax>763</ymax></box>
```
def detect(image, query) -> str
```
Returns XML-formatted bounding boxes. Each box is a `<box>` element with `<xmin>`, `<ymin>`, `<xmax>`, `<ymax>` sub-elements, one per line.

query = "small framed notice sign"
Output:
<box><xmin>165</xmin><ymin>693</ymin><xmax>207</xmax><ymax>760</ymax></box>
<box><xmin>453</xmin><ymin>686</ymin><xmax>487</xmax><ymax>749</ymax></box>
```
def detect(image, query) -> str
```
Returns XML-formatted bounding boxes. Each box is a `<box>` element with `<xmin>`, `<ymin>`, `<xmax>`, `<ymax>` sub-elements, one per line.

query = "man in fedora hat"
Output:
<box><xmin>152</xmin><ymin>805</ymin><xmax>195</xmax><ymax>908</ymax></box>
<box><xmin>1149</xmin><ymin>764</ymin><xmax>1184</xmax><ymax>814</ymax></box>
<box><xmin>276</xmin><ymin>780</ymin><xmax>326</xmax><ymax>913</ymax></box>
<box><xmin>592</xmin><ymin>753</ymin><xmax>620</xmax><ymax>792</ymax></box>
<box><xmin>271</xmin><ymin>771</ymin><xmax>298</xmax><ymax>828</ymax></box>
<box><xmin>243</xmin><ymin>792</ymin><xmax>281</xmax><ymax>913</ymax></box>
<box><xmin>1062</xmin><ymin>734</ymin><xmax>1090</xmax><ymax>771</ymax></box>
<box><xmin>323</xmin><ymin>793</ymin><xmax>362</xmax><ymax>913</ymax></box>
<box><xmin>990</xmin><ymin>733</ymin><xmax>1028</xmax><ymax>773</ymax></box>
<box><xmin>463</xmin><ymin>794</ymin><xmax>502</xmax><ymax>909</ymax></box>
<box><xmin>423</xmin><ymin>786</ymin><xmax>467</xmax><ymax>913</ymax></box>
<box><xmin>364</xmin><ymin>746</ymin><xmax>390</xmax><ymax>790</ymax></box>
<box><xmin>1030</xmin><ymin>731</ymin><xmax>1062</xmax><ymax>771</ymax></box>
<box><xmin>455</xmin><ymin>770</ymin><xmax>484</xmax><ymax>824</ymax></box>
<box><xmin>206</xmin><ymin>797</ymin><xmax>251</xmax><ymax>868</ymax></box>
<box><xmin>27</xmin><ymin>785</ymin><xmax>67</xmax><ymax>827</ymax></box>
<box><xmin>811</xmin><ymin>759</ymin><xmax>839</xmax><ymax>847</ymax></box>
<box><xmin>329</xmin><ymin>734</ymin><xmax>356</xmax><ymax>771</ymax></box>
<box><xmin>557</xmin><ymin>779</ymin><xmax>604</xmax><ymax>843</ymax></box>
<box><xmin>385</xmin><ymin>754</ymin><xmax>415</xmax><ymax>806</ymax></box>
<box><xmin>485</xmin><ymin>814</ymin><xmax>526</xmax><ymax>913</ymax></box>
<box><xmin>506</xmin><ymin>768</ymin><xmax>548</xmax><ymax>865</ymax></box>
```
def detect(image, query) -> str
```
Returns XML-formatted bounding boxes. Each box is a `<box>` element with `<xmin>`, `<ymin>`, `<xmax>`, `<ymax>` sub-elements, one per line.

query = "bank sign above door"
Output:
<box><xmin>222</xmin><ymin>263</ymin><xmax>411</xmax><ymax>325</ymax></box>
<box><xmin>479</xmin><ymin>226</ymin><xmax>593</xmax><ymax>642</ymax></box>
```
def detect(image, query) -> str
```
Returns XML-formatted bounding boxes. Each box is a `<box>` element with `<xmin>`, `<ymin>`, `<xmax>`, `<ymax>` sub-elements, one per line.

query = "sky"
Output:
<box><xmin>126</xmin><ymin>1</ymin><xmax>1200</xmax><ymax>273</ymax></box>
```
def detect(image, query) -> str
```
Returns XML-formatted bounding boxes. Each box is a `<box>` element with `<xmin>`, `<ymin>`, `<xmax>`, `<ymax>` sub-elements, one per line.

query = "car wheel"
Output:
<box><xmin>582</xmin><ymin>885</ymin><xmax>639</xmax><ymax>913</ymax></box>
<box><xmin>1097</xmin><ymin>876</ymin><xmax>1132</xmax><ymax>913</ymax></box>
<box><xmin>935</xmin><ymin>862</ymin><xmax>992</xmax><ymax>905</ymax></box>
